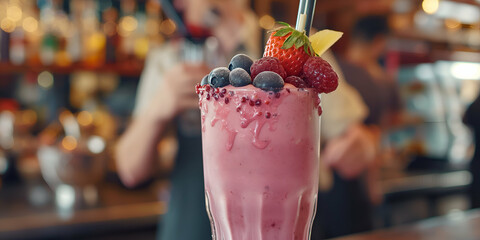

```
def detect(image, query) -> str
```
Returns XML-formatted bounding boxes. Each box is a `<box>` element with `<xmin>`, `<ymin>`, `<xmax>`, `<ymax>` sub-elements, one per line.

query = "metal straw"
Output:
<box><xmin>295</xmin><ymin>0</ymin><xmax>317</xmax><ymax>36</ymax></box>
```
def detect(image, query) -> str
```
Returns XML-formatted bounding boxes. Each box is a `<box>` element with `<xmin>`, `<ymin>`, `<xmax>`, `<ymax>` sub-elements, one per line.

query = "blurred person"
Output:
<box><xmin>116</xmin><ymin>1</ymin><xmax>259</xmax><ymax>239</ymax></box>
<box><xmin>340</xmin><ymin>15</ymin><xmax>403</xmax><ymax>207</ymax></box>
<box><xmin>311</xmin><ymin>51</ymin><xmax>380</xmax><ymax>240</ymax></box>
<box><xmin>464</xmin><ymin>93</ymin><xmax>480</xmax><ymax>209</ymax></box>
<box><xmin>116</xmin><ymin>1</ymin><xmax>378</xmax><ymax>239</ymax></box>
<box><xmin>342</xmin><ymin>15</ymin><xmax>403</xmax><ymax>129</ymax></box>
<box><xmin>312</xmin><ymin>15</ymin><xmax>403</xmax><ymax>239</ymax></box>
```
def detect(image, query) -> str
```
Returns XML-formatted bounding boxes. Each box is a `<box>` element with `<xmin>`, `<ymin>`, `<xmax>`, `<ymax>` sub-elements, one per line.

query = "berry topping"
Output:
<box><xmin>263</xmin><ymin>22</ymin><xmax>315</xmax><ymax>77</ymax></box>
<box><xmin>302</xmin><ymin>57</ymin><xmax>338</xmax><ymax>93</ymax></box>
<box><xmin>285</xmin><ymin>76</ymin><xmax>308</xmax><ymax>88</ymax></box>
<box><xmin>253</xmin><ymin>71</ymin><xmax>284</xmax><ymax>92</ymax></box>
<box><xmin>209</xmin><ymin>67</ymin><xmax>230</xmax><ymax>88</ymax></box>
<box><xmin>229</xmin><ymin>54</ymin><xmax>254</xmax><ymax>75</ymax></box>
<box><xmin>201</xmin><ymin>74</ymin><xmax>209</xmax><ymax>86</ymax></box>
<box><xmin>250</xmin><ymin>57</ymin><xmax>287</xmax><ymax>80</ymax></box>
<box><xmin>229</xmin><ymin>68</ymin><xmax>252</xmax><ymax>87</ymax></box>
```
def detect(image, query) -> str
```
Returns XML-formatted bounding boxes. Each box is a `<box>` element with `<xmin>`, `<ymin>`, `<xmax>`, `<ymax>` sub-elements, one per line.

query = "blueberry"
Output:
<box><xmin>253</xmin><ymin>71</ymin><xmax>284</xmax><ymax>92</ymax></box>
<box><xmin>229</xmin><ymin>68</ymin><xmax>252</xmax><ymax>87</ymax></box>
<box><xmin>228</xmin><ymin>54</ymin><xmax>253</xmax><ymax>75</ymax></box>
<box><xmin>201</xmin><ymin>74</ymin><xmax>209</xmax><ymax>86</ymax></box>
<box><xmin>209</xmin><ymin>67</ymin><xmax>230</xmax><ymax>88</ymax></box>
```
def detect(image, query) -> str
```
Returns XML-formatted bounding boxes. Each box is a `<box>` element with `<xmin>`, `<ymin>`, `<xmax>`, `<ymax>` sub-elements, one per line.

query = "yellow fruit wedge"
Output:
<box><xmin>309</xmin><ymin>29</ymin><xmax>343</xmax><ymax>56</ymax></box>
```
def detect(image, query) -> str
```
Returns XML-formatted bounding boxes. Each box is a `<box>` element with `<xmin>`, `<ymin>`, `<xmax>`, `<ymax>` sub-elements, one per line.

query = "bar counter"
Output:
<box><xmin>0</xmin><ymin>178</ymin><xmax>166</xmax><ymax>239</ymax></box>
<box><xmin>333</xmin><ymin>209</ymin><xmax>480</xmax><ymax>240</ymax></box>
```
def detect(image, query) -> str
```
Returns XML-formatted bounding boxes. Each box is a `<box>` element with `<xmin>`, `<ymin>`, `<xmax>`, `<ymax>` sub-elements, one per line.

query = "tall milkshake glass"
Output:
<box><xmin>199</xmin><ymin>84</ymin><xmax>320</xmax><ymax>240</ymax></box>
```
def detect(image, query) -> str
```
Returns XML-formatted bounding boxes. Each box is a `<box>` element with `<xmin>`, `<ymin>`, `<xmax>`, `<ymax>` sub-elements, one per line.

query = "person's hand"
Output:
<box><xmin>148</xmin><ymin>63</ymin><xmax>210</xmax><ymax>122</ymax></box>
<box><xmin>322</xmin><ymin>123</ymin><xmax>380</xmax><ymax>180</ymax></box>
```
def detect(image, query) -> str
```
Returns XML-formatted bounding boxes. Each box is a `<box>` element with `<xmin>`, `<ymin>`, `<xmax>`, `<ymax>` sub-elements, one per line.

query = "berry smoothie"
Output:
<box><xmin>197</xmin><ymin>21</ymin><xmax>341</xmax><ymax>239</ymax></box>
<box><xmin>199</xmin><ymin>84</ymin><xmax>320</xmax><ymax>240</ymax></box>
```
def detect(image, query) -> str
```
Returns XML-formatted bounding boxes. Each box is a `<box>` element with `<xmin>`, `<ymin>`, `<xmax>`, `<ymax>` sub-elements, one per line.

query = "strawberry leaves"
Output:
<box><xmin>271</xmin><ymin>22</ymin><xmax>315</xmax><ymax>57</ymax></box>
<box><xmin>273</xmin><ymin>28</ymin><xmax>292</xmax><ymax>37</ymax></box>
<box><xmin>276</xmin><ymin>21</ymin><xmax>290</xmax><ymax>27</ymax></box>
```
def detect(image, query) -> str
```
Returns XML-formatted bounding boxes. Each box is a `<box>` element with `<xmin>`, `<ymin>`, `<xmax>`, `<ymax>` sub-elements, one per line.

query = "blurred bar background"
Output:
<box><xmin>0</xmin><ymin>0</ymin><xmax>479</xmax><ymax>239</ymax></box>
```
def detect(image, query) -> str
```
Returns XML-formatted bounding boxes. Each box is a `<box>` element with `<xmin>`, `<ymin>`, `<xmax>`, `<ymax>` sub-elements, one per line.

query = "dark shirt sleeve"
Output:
<box><xmin>464</xmin><ymin>96</ymin><xmax>480</xmax><ymax>128</ymax></box>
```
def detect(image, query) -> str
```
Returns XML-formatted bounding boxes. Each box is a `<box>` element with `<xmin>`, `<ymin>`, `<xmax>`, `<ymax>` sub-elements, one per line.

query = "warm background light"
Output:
<box><xmin>22</xmin><ymin>16</ymin><xmax>39</xmax><ymax>33</ymax></box>
<box><xmin>21</xmin><ymin>110</ymin><xmax>37</xmax><ymax>126</ymax></box>
<box><xmin>119</xmin><ymin>16</ymin><xmax>138</xmax><ymax>36</ymax></box>
<box><xmin>422</xmin><ymin>0</ymin><xmax>439</xmax><ymax>14</ymax></box>
<box><xmin>259</xmin><ymin>15</ymin><xmax>275</xmax><ymax>30</ymax></box>
<box><xmin>0</xmin><ymin>18</ymin><xmax>16</xmax><ymax>33</ymax></box>
<box><xmin>61</xmin><ymin>136</ymin><xmax>78</xmax><ymax>151</ymax></box>
<box><xmin>37</xmin><ymin>71</ymin><xmax>54</xmax><ymax>89</ymax></box>
<box><xmin>6</xmin><ymin>5</ymin><xmax>22</xmax><ymax>22</ymax></box>
<box><xmin>77</xmin><ymin>111</ymin><xmax>93</xmax><ymax>126</ymax></box>
<box><xmin>445</xmin><ymin>18</ymin><xmax>461</xmax><ymax>30</ymax></box>
<box><xmin>159</xmin><ymin>19</ymin><xmax>176</xmax><ymax>35</ymax></box>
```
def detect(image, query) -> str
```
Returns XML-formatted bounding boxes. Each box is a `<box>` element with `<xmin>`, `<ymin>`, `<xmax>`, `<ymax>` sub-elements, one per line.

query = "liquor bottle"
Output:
<box><xmin>10</xmin><ymin>29</ymin><xmax>27</xmax><ymax>65</ymax></box>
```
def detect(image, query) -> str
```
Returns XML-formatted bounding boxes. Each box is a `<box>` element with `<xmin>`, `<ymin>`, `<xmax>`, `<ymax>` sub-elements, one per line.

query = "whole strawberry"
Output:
<box><xmin>303</xmin><ymin>57</ymin><xmax>338</xmax><ymax>93</ymax></box>
<box><xmin>263</xmin><ymin>22</ymin><xmax>315</xmax><ymax>77</ymax></box>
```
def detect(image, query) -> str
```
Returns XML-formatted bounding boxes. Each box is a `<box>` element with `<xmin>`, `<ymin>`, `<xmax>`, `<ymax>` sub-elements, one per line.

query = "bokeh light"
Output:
<box><xmin>56</xmin><ymin>184</ymin><xmax>75</xmax><ymax>210</ymax></box>
<box><xmin>87</xmin><ymin>136</ymin><xmax>106</xmax><ymax>154</ymax></box>
<box><xmin>159</xmin><ymin>19</ymin><xmax>176</xmax><ymax>35</ymax></box>
<box><xmin>61</xmin><ymin>136</ymin><xmax>77</xmax><ymax>151</ymax></box>
<box><xmin>77</xmin><ymin>111</ymin><xmax>93</xmax><ymax>126</ymax></box>
<box><xmin>422</xmin><ymin>0</ymin><xmax>439</xmax><ymax>15</ymax></box>
<box><xmin>6</xmin><ymin>5</ymin><xmax>22</xmax><ymax>22</ymax></box>
<box><xmin>37</xmin><ymin>71</ymin><xmax>54</xmax><ymax>89</ymax></box>
<box><xmin>119</xmin><ymin>16</ymin><xmax>138</xmax><ymax>33</ymax></box>
<box><xmin>259</xmin><ymin>15</ymin><xmax>275</xmax><ymax>30</ymax></box>
<box><xmin>22</xmin><ymin>16</ymin><xmax>39</xmax><ymax>33</ymax></box>
<box><xmin>0</xmin><ymin>18</ymin><xmax>16</xmax><ymax>33</ymax></box>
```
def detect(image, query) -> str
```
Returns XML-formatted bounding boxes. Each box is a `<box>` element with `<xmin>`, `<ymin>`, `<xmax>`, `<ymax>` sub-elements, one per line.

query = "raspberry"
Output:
<box><xmin>302</xmin><ymin>57</ymin><xmax>338</xmax><ymax>93</ymax></box>
<box><xmin>284</xmin><ymin>76</ymin><xmax>307</xmax><ymax>88</ymax></box>
<box><xmin>250</xmin><ymin>57</ymin><xmax>287</xmax><ymax>81</ymax></box>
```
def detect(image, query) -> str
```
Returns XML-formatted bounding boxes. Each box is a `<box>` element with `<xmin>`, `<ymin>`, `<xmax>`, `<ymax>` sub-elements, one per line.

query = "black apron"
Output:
<box><xmin>158</xmin><ymin>109</ymin><xmax>211</xmax><ymax>240</ymax></box>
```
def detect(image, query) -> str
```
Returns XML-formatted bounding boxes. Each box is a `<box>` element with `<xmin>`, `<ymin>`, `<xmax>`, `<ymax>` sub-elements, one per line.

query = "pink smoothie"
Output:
<box><xmin>199</xmin><ymin>84</ymin><xmax>320</xmax><ymax>240</ymax></box>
